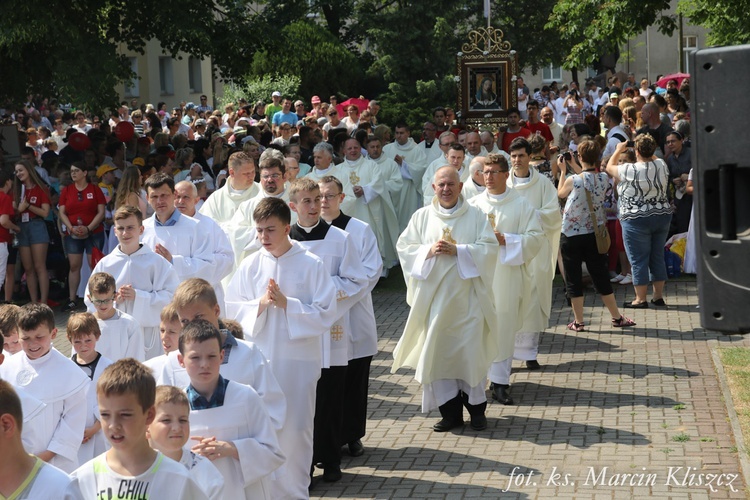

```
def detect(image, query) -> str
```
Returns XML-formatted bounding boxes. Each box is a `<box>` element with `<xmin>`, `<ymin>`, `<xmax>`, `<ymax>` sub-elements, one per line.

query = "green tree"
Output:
<box><xmin>679</xmin><ymin>0</ymin><xmax>750</xmax><ymax>45</ymax></box>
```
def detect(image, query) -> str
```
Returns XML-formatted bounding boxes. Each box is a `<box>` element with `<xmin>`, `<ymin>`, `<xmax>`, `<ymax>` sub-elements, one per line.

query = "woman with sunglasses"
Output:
<box><xmin>58</xmin><ymin>161</ymin><xmax>106</xmax><ymax>311</ymax></box>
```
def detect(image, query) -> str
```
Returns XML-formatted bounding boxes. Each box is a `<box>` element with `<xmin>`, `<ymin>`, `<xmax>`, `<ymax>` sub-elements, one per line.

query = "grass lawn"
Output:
<box><xmin>719</xmin><ymin>347</ymin><xmax>750</xmax><ymax>455</ymax></box>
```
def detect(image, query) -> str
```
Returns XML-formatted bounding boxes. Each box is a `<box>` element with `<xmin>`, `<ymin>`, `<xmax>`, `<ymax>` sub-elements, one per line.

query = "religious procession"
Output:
<box><xmin>0</xmin><ymin>2</ymin><xmax>742</xmax><ymax>497</ymax></box>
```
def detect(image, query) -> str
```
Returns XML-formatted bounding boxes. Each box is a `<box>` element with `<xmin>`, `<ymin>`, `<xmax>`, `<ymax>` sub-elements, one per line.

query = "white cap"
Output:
<box><xmin>272</xmin><ymin>91</ymin><xmax>281</xmax><ymax>97</ymax></box>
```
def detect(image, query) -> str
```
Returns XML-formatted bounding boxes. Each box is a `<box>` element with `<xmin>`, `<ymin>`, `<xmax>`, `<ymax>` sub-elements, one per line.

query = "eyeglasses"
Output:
<box><xmin>261</xmin><ymin>173</ymin><xmax>282</xmax><ymax>180</ymax></box>
<box><xmin>482</xmin><ymin>170</ymin><xmax>508</xmax><ymax>176</ymax></box>
<box><xmin>91</xmin><ymin>296</ymin><xmax>116</xmax><ymax>306</ymax></box>
<box><xmin>322</xmin><ymin>194</ymin><xmax>341</xmax><ymax>200</ymax></box>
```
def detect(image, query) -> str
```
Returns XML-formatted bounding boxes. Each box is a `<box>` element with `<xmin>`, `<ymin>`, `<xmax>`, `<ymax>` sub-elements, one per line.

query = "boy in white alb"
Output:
<box><xmin>226</xmin><ymin>196</ymin><xmax>338</xmax><ymax>498</ymax></box>
<box><xmin>67</xmin><ymin>313</ymin><xmax>114</xmax><ymax>465</ymax></box>
<box><xmin>0</xmin><ymin>303</ymin><xmax>89</xmax><ymax>473</ymax></box>
<box><xmin>89</xmin><ymin>206</ymin><xmax>181</xmax><ymax>359</ymax></box>
<box><xmin>144</xmin><ymin>304</ymin><xmax>181</xmax><ymax>380</ymax></box>
<box><xmin>0</xmin><ymin>304</ymin><xmax>22</xmax><ymax>356</ymax></box>
<box><xmin>180</xmin><ymin>320</ymin><xmax>284</xmax><ymax>499</ymax></box>
<box><xmin>87</xmin><ymin>272</ymin><xmax>144</xmax><ymax>361</ymax></box>
<box><xmin>70</xmin><ymin>359</ymin><xmax>208</xmax><ymax>499</ymax></box>
<box><xmin>0</xmin><ymin>379</ymin><xmax>82</xmax><ymax>500</ymax></box>
<box><xmin>148</xmin><ymin>386</ymin><xmax>224</xmax><ymax>499</ymax></box>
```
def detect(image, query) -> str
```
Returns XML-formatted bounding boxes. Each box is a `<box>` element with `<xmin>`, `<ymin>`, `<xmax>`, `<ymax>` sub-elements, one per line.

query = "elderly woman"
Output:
<box><xmin>606</xmin><ymin>134</ymin><xmax>672</xmax><ymax>308</ymax></box>
<box><xmin>558</xmin><ymin>139</ymin><xmax>635</xmax><ymax>331</ymax></box>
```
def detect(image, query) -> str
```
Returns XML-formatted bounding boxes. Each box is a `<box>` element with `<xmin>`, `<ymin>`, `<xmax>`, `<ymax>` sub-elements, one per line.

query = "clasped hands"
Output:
<box><xmin>428</xmin><ymin>239</ymin><xmax>457</xmax><ymax>258</ymax></box>
<box><xmin>260</xmin><ymin>278</ymin><xmax>287</xmax><ymax>310</ymax></box>
<box><xmin>191</xmin><ymin>435</ymin><xmax>238</xmax><ymax>461</ymax></box>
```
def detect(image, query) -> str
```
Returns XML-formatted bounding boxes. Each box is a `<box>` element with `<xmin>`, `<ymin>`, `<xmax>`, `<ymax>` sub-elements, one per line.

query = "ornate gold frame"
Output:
<box><xmin>456</xmin><ymin>27</ymin><xmax>519</xmax><ymax>128</ymax></box>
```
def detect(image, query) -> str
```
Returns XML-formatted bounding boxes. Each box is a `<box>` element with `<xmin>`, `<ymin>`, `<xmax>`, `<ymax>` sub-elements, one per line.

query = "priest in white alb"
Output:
<box><xmin>382</xmin><ymin>122</ymin><xmax>428</xmax><ymax>231</ymax></box>
<box><xmin>417</xmin><ymin>121</ymin><xmax>444</xmax><ymax>165</ymax></box>
<box><xmin>469</xmin><ymin>153</ymin><xmax>544</xmax><ymax>405</ymax></box>
<box><xmin>393</xmin><ymin>166</ymin><xmax>498</xmax><ymax>432</ymax></box>
<box><xmin>304</xmin><ymin>142</ymin><xmax>356</xmax><ymax>215</ymax></box>
<box><xmin>422</xmin><ymin>143</ymin><xmax>470</xmax><ymax>205</ymax></box>
<box><xmin>199</xmin><ymin>151</ymin><xmax>260</xmax><ymax>226</ymax></box>
<box><xmin>462</xmin><ymin>157</ymin><xmax>488</xmax><ymax>200</ymax></box>
<box><xmin>366</xmin><ymin>136</ymin><xmax>403</xmax><ymax>214</ymax></box>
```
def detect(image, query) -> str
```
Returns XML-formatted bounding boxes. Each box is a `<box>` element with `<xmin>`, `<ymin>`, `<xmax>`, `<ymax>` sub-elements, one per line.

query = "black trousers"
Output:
<box><xmin>312</xmin><ymin>365</ymin><xmax>347</xmax><ymax>466</ymax></box>
<box><xmin>560</xmin><ymin>233</ymin><xmax>614</xmax><ymax>297</ymax></box>
<box><xmin>341</xmin><ymin>355</ymin><xmax>372</xmax><ymax>445</ymax></box>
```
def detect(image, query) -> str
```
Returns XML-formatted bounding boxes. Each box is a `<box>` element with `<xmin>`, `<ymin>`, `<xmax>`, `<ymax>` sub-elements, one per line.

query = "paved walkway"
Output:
<box><xmin>51</xmin><ymin>278</ymin><xmax>748</xmax><ymax>498</ymax></box>
<box><xmin>309</xmin><ymin>279</ymin><xmax>749</xmax><ymax>499</ymax></box>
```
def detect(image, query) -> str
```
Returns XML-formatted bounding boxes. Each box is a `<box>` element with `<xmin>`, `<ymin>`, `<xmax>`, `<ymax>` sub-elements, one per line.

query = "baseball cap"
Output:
<box><xmin>96</xmin><ymin>164</ymin><xmax>118</xmax><ymax>177</ymax></box>
<box><xmin>185</xmin><ymin>102</ymin><xmax>196</xmax><ymax>110</ymax></box>
<box><xmin>272</xmin><ymin>91</ymin><xmax>281</xmax><ymax>97</ymax></box>
<box><xmin>610</xmin><ymin>92</ymin><xmax>619</xmax><ymax>99</ymax></box>
<box><xmin>311</xmin><ymin>96</ymin><xmax>321</xmax><ymax>104</ymax></box>
<box><xmin>132</xmin><ymin>157</ymin><xmax>146</xmax><ymax>167</ymax></box>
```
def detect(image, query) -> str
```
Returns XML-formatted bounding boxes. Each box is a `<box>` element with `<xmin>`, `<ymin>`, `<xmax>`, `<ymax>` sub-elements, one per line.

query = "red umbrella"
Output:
<box><xmin>656</xmin><ymin>73</ymin><xmax>690</xmax><ymax>88</ymax></box>
<box><xmin>337</xmin><ymin>97</ymin><xmax>370</xmax><ymax>117</ymax></box>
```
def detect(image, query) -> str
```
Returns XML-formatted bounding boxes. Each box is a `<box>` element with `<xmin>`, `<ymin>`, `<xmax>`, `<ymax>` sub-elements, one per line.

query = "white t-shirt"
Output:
<box><xmin>9</xmin><ymin>456</ymin><xmax>82</xmax><ymax>500</ymax></box>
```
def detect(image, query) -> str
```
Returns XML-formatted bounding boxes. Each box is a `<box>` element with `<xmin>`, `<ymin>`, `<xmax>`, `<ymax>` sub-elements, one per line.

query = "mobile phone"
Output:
<box><xmin>626</xmin><ymin>141</ymin><xmax>635</xmax><ymax>147</ymax></box>
<box><xmin>563</xmin><ymin>151</ymin><xmax>572</xmax><ymax>161</ymax></box>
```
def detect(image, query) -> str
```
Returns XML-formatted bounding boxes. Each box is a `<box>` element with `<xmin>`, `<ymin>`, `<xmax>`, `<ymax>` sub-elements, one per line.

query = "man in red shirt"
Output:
<box><xmin>524</xmin><ymin>100</ymin><xmax>554</xmax><ymax>146</ymax></box>
<box><xmin>500</xmin><ymin>108</ymin><xmax>531</xmax><ymax>153</ymax></box>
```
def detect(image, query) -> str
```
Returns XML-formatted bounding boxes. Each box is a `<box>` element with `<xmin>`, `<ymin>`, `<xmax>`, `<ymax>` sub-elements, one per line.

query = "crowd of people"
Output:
<box><xmin>0</xmin><ymin>72</ymin><xmax>696</xmax><ymax>499</ymax></box>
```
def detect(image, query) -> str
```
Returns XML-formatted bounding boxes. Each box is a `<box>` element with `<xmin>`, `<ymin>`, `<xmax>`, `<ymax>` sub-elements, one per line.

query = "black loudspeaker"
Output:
<box><xmin>692</xmin><ymin>45</ymin><xmax>750</xmax><ymax>334</ymax></box>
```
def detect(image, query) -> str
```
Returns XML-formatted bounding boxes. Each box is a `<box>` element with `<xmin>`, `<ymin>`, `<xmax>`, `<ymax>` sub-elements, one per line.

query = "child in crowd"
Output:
<box><xmin>70</xmin><ymin>359</ymin><xmax>207</xmax><ymax>499</ymax></box>
<box><xmin>0</xmin><ymin>303</ymin><xmax>22</xmax><ymax>355</ymax></box>
<box><xmin>89</xmin><ymin>206</ymin><xmax>180</xmax><ymax>359</ymax></box>
<box><xmin>144</xmin><ymin>303</ymin><xmax>182</xmax><ymax>380</ymax></box>
<box><xmin>179</xmin><ymin>320</ymin><xmax>284</xmax><ymax>499</ymax></box>
<box><xmin>67</xmin><ymin>312</ymin><xmax>114</xmax><ymax>465</ymax></box>
<box><xmin>147</xmin><ymin>386</ymin><xmax>224</xmax><ymax>499</ymax></box>
<box><xmin>88</xmin><ymin>272</ymin><xmax>144</xmax><ymax>362</ymax></box>
<box><xmin>0</xmin><ymin>303</ymin><xmax>88</xmax><ymax>473</ymax></box>
<box><xmin>0</xmin><ymin>380</ymin><xmax>81</xmax><ymax>499</ymax></box>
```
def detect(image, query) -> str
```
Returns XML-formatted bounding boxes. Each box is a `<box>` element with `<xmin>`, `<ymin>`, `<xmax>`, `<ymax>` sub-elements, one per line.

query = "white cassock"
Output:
<box><xmin>191</xmin><ymin>211</ymin><xmax>234</xmax><ymax>308</ymax></box>
<box><xmin>469</xmin><ymin>190</ymin><xmax>545</xmax><ymax>374</ymax></box>
<box><xmin>76</xmin><ymin>355</ymin><xmax>114</xmax><ymax>465</ymax></box>
<box><xmin>72</xmin><ymin>452</ymin><xmax>208</xmax><ymax>499</ymax></box>
<box><xmin>383</xmin><ymin>138</ymin><xmax>428</xmax><ymax>231</ymax></box>
<box><xmin>304</xmin><ymin>164</ymin><xmax>357</xmax><ymax>215</ymax></box>
<box><xmin>89</xmin><ymin>244</ymin><xmax>180</xmax><ymax>359</ymax></box>
<box><xmin>156</xmin><ymin>335</ymin><xmax>286</xmax><ymax>433</ymax></box>
<box><xmin>178</xmin><ymin>449</ymin><xmax>225</xmax><ymax>500</ymax></box>
<box><xmin>417</xmin><ymin>139</ymin><xmax>444</xmax><ymax>165</ymax></box>
<box><xmin>95</xmin><ymin>310</ymin><xmax>144</xmax><ymax>362</ymax></box>
<box><xmin>199</xmin><ymin>180</ymin><xmax>260</xmax><ymax>225</ymax></box>
<box><xmin>11</xmin><ymin>458</ymin><xmax>83</xmax><ymax>500</ymax></box>
<box><xmin>422</xmin><ymin>162</ymin><xmax>471</xmax><ymax>206</ymax></box>
<box><xmin>393</xmin><ymin>196</ymin><xmax>499</xmax><ymax>412</ymax></box>
<box><xmin>226</xmin><ymin>189</ymin><xmax>295</xmax><ymax>273</ymax></box>
<box><xmin>225</xmin><ymin>241</ymin><xmax>337</xmax><ymax>500</ymax></box>
<box><xmin>0</xmin><ymin>349</ymin><xmax>89</xmax><ymax>473</ymax></box>
<box><xmin>462</xmin><ymin>179</ymin><xmax>485</xmax><ymax>200</ymax></box>
<box><xmin>188</xmin><ymin>381</ymin><xmax>285</xmax><ymax>500</ymax></box>
<box><xmin>340</xmin><ymin>156</ymin><xmax>400</xmax><ymax>268</ymax></box>
<box><xmin>508</xmin><ymin>168</ymin><xmax>562</xmax><ymax>359</ymax></box>
<box><xmin>368</xmin><ymin>153</ymin><xmax>403</xmax><ymax>211</ymax></box>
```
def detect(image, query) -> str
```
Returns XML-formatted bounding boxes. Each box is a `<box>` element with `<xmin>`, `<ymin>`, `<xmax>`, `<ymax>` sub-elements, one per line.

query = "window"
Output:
<box><xmin>542</xmin><ymin>64</ymin><xmax>562</xmax><ymax>83</ymax></box>
<box><xmin>159</xmin><ymin>57</ymin><xmax>174</xmax><ymax>95</ymax></box>
<box><xmin>124</xmin><ymin>57</ymin><xmax>139</xmax><ymax>97</ymax></box>
<box><xmin>682</xmin><ymin>35</ymin><xmax>698</xmax><ymax>73</ymax></box>
<box><xmin>188</xmin><ymin>57</ymin><xmax>202</xmax><ymax>93</ymax></box>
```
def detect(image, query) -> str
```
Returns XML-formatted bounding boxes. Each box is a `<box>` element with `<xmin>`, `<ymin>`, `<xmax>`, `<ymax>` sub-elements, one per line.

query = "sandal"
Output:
<box><xmin>612</xmin><ymin>316</ymin><xmax>636</xmax><ymax>327</ymax></box>
<box><xmin>567</xmin><ymin>321</ymin><xmax>585</xmax><ymax>332</ymax></box>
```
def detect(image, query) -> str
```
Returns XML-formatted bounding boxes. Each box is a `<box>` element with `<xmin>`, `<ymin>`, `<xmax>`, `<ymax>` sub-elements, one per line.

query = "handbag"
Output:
<box><xmin>583</xmin><ymin>178</ymin><xmax>611</xmax><ymax>254</ymax></box>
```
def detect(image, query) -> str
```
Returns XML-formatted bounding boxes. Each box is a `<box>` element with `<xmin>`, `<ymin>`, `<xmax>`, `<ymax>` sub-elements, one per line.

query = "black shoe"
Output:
<box><xmin>433</xmin><ymin>417</ymin><xmax>464</xmax><ymax>432</ymax></box>
<box><xmin>61</xmin><ymin>300</ymin><xmax>80</xmax><ymax>313</ymax></box>
<box><xmin>322</xmin><ymin>464</ymin><xmax>342</xmax><ymax>482</ymax></box>
<box><xmin>470</xmin><ymin>413</ymin><xmax>488</xmax><ymax>431</ymax></box>
<box><xmin>347</xmin><ymin>439</ymin><xmax>364</xmax><ymax>457</ymax></box>
<box><xmin>433</xmin><ymin>394</ymin><xmax>464</xmax><ymax>432</ymax></box>
<box><xmin>491</xmin><ymin>383</ymin><xmax>514</xmax><ymax>405</ymax></box>
<box><xmin>526</xmin><ymin>360</ymin><xmax>541</xmax><ymax>370</ymax></box>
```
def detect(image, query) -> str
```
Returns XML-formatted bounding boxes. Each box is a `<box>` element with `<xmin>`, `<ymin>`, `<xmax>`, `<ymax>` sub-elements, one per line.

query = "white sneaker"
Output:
<box><xmin>619</xmin><ymin>274</ymin><xmax>633</xmax><ymax>285</ymax></box>
<box><xmin>610</xmin><ymin>274</ymin><xmax>625</xmax><ymax>283</ymax></box>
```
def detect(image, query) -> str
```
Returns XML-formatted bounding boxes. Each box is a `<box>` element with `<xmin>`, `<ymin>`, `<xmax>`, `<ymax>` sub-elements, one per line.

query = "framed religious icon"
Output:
<box><xmin>456</xmin><ymin>27</ymin><xmax>519</xmax><ymax>128</ymax></box>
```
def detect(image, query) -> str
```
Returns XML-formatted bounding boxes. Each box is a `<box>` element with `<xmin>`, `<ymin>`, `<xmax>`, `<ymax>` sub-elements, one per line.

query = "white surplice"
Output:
<box><xmin>0</xmin><ymin>348</ymin><xmax>89</xmax><ymax>473</ymax></box>
<box><xmin>188</xmin><ymin>381</ymin><xmax>284</xmax><ymax>500</ymax></box>
<box><xmin>383</xmin><ymin>138</ymin><xmax>428</xmax><ymax>231</ymax></box>
<box><xmin>225</xmin><ymin>241</ymin><xmax>337</xmax><ymax>500</ymax></box>
<box><xmin>88</xmin><ymin>244</ymin><xmax>180</xmax><ymax>359</ymax></box>
<box><xmin>469</xmin><ymin>189</ymin><xmax>544</xmax><ymax>362</ymax></box>
<box><xmin>340</xmin><ymin>156</ymin><xmax>400</xmax><ymax>268</ymax></box>
<box><xmin>393</xmin><ymin>196</ymin><xmax>499</xmax><ymax>411</ymax></box>
<box><xmin>192</xmin><ymin>211</ymin><xmax>235</xmax><ymax>309</ymax></box>
<box><xmin>199</xmin><ymin>180</ymin><xmax>260</xmax><ymax>225</ymax></box>
<box><xmin>369</xmin><ymin>153</ymin><xmax>404</xmax><ymax>211</ymax></box>
<box><xmin>76</xmin><ymin>354</ymin><xmax>114</xmax><ymax>465</ymax></box>
<box><xmin>417</xmin><ymin>139</ymin><xmax>444</xmax><ymax>165</ymax></box>
<box><xmin>95</xmin><ymin>310</ymin><xmax>144</xmax><ymax>362</ymax></box>
<box><xmin>178</xmin><ymin>449</ymin><xmax>225</xmax><ymax>500</ymax></box>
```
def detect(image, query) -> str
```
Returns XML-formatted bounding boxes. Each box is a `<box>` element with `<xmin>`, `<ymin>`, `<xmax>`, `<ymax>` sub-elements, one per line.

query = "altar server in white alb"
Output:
<box><xmin>173</xmin><ymin>180</ymin><xmax>234</xmax><ymax>307</ymax></box>
<box><xmin>141</xmin><ymin>173</ymin><xmax>216</xmax><ymax>290</ymax></box>
<box><xmin>319</xmin><ymin>176</ymin><xmax>382</xmax><ymax>458</ymax></box>
<box><xmin>469</xmin><ymin>153</ymin><xmax>545</xmax><ymax>405</ymax></box>
<box><xmin>0</xmin><ymin>380</ymin><xmax>83</xmax><ymax>500</ymax></box>
<box><xmin>0</xmin><ymin>304</ymin><xmax>89</xmax><ymax>473</ymax></box>
<box><xmin>226</xmin><ymin>197</ymin><xmax>338</xmax><ymax>498</ymax></box>
<box><xmin>383</xmin><ymin>122</ymin><xmax>429</xmax><ymax>231</ymax></box>
<box><xmin>287</xmin><ymin>178</ymin><xmax>369</xmax><ymax>483</ymax></box>
<box><xmin>507</xmin><ymin>137</ymin><xmax>562</xmax><ymax>370</ymax></box>
<box><xmin>340</xmin><ymin>138</ymin><xmax>400</xmax><ymax>272</ymax></box>
<box><xmin>199</xmin><ymin>151</ymin><xmax>260</xmax><ymax>225</ymax></box>
<box><xmin>393</xmin><ymin>166</ymin><xmax>499</xmax><ymax>432</ymax></box>
<box><xmin>89</xmin><ymin>206</ymin><xmax>180</xmax><ymax>359</ymax></box>
<box><xmin>179</xmin><ymin>320</ymin><xmax>284</xmax><ymax>500</ymax></box>
<box><xmin>227</xmin><ymin>151</ymin><xmax>295</xmax><ymax>269</ymax></box>
<box><xmin>87</xmin><ymin>272</ymin><xmax>144</xmax><ymax>362</ymax></box>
